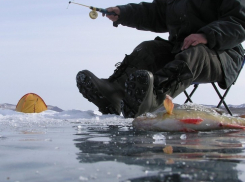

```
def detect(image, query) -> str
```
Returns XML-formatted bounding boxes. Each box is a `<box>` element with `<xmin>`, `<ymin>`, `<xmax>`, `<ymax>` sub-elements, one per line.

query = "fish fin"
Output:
<box><xmin>163</xmin><ymin>145</ymin><xmax>173</xmax><ymax>154</ymax></box>
<box><xmin>180</xmin><ymin>118</ymin><xmax>203</xmax><ymax>124</ymax></box>
<box><xmin>163</xmin><ymin>95</ymin><xmax>174</xmax><ymax>115</ymax></box>
<box><xmin>219</xmin><ymin>123</ymin><xmax>245</xmax><ymax>129</ymax></box>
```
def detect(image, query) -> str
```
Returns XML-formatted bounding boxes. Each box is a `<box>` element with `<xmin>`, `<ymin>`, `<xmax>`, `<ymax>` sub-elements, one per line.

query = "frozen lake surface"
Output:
<box><xmin>1</xmin><ymin>106</ymin><xmax>245</xmax><ymax>182</ymax></box>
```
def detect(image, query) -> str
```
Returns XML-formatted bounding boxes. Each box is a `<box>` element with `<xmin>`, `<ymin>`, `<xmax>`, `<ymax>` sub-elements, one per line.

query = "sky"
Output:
<box><xmin>1</xmin><ymin>0</ymin><xmax>245</xmax><ymax>111</ymax></box>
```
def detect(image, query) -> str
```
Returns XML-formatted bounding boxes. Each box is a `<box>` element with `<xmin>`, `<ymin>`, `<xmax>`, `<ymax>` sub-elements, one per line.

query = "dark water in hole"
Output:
<box><xmin>1</xmin><ymin>107</ymin><xmax>245</xmax><ymax>182</ymax></box>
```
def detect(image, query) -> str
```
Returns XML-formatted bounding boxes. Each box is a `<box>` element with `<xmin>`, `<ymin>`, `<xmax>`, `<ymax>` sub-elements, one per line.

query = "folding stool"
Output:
<box><xmin>183</xmin><ymin>57</ymin><xmax>245</xmax><ymax>116</ymax></box>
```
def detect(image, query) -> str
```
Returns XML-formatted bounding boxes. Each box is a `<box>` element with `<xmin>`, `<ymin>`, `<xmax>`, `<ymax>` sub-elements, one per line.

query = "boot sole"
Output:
<box><xmin>121</xmin><ymin>70</ymin><xmax>154</xmax><ymax>118</ymax></box>
<box><xmin>76</xmin><ymin>71</ymin><xmax>120</xmax><ymax>115</ymax></box>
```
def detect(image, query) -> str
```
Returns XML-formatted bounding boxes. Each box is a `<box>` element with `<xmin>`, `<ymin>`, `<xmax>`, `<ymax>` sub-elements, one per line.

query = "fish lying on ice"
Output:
<box><xmin>132</xmin><ymin>95</ymin><xmax>245</xmax><ymax>132</ymax></box>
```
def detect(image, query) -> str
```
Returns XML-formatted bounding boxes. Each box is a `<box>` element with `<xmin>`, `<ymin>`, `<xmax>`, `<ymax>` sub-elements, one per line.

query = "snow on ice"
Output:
<box><xmin>0</xmin><ymin>107</ymin><xmax>133</xmax><ymax>131</ymax></box>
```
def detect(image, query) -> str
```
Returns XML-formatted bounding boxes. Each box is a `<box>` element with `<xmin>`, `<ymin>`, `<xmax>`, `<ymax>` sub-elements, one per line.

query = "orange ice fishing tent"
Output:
<box><xmin>16</xmin><ymin>93</ymin><xmax>47</xmax><ymax>113</ymax></box>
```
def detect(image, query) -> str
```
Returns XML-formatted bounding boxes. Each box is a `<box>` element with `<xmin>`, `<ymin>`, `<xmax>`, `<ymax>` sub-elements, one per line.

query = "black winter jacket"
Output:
<box><xmin>114</xmin><ymin>0</ymin><xmax>245</xmax><ymax>89</ymax></box>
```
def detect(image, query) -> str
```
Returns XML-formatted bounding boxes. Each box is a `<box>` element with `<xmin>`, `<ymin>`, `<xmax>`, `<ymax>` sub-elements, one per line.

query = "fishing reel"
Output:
<box><xmin>89</xmin><ymin>8</ymin><xmax>98</xmax><ymax>19</ymax></box>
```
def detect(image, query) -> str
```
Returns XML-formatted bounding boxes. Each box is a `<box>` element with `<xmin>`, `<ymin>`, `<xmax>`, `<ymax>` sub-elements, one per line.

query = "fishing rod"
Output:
<box><xmin>68</xmin><ymin>1</ymin><xmax>117</xmax><ymax>19</ymax></box>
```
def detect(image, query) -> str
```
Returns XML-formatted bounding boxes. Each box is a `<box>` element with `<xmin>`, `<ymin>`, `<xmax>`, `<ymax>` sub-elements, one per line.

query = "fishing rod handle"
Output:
<box><xmin>100</xmin><ymin>9</ymin><xmax>117</xmax><ymax>16</ymax></box>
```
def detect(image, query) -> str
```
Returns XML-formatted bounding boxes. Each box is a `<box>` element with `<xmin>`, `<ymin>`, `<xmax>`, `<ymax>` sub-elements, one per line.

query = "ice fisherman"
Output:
<box><xmin>76</xmin><ymin>0</ymin><xmax>245</xmax><ymax>118</ymax></box>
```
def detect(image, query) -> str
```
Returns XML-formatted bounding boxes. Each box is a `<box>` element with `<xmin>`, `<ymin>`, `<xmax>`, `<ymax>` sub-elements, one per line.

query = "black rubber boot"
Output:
<box><xmin>121</xmin><ymin>70</ymin><xmax>165</xmax><ymax>118</ymax></box>
<box><xmin>76</xmin><ymin>70</ymin><xmax>124</xmax><ymax>115</ymax></box>
<box><xmin>108</xmin><ymin>55</ymin><xmax>138</xmax><ymax>83</ymax></box>
<box><xmin>76</xmin><ymin>55</ymin><xmax>138</xmax><ymax>115</ymax></box>
<box><xmin>121</xmin><ymin>61</ymin><xmax>194</xmax><ymax>118</ymax></box>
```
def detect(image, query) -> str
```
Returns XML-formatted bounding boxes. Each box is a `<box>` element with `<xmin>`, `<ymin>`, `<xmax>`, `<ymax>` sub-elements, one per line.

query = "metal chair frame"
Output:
<box><xmin>184</xmin><ymin>57</ymin><xmax>245</xmax><ymax>116</ymax></box>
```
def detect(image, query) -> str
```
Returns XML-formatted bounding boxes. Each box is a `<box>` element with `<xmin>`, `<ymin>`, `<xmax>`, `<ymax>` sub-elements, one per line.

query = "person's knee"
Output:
<box><xmin>133</xmin><ymin>40</ymin><xmax>156</xmax><ymax>52</ymax></box>
<box><xmin>127</xmin><ymin>41</ymin><xmax>156</xmax><ymax>67</ymax></box>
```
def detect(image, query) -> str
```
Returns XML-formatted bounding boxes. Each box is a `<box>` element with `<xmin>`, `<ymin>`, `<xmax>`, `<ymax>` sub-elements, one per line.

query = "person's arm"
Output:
<box><xmin>198</xmin><ymin>0</ymin><xmax>245</xmax><ymax>50</ymax></box>
<box><xmin>106</xmin><ymin>0</ymin><xmax>168</xmax><ymax>33</ymax></box>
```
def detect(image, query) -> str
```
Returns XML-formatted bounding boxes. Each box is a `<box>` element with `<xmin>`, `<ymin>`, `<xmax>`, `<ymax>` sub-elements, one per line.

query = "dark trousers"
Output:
<box><xmin>126</xmin><ymin>38</ymin><xmax>224</xmax><ymax>84</ymax></box>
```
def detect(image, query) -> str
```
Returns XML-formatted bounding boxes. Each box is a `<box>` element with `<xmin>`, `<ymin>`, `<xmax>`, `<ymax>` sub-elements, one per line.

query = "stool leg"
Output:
<box><xmin>184</xmin><ymin>84</ymin><xmax>199</xmax><ymax>103</ymax></box>
<box><xmin>211</xmin><ymin>83</ymin><xmax>233</xmax><ymax>116</ymax></box>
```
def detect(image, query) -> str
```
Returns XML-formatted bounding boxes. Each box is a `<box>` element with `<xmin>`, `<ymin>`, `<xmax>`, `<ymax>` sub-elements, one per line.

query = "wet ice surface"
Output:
<box><xmin>1</xmin><ymin>108</ymin><xmax>245</xmax><ymax>182</ymax></box>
